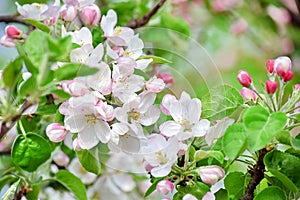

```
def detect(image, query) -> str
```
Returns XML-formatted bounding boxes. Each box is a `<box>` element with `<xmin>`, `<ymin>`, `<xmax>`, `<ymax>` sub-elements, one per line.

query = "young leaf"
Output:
<box><xmin>24</xmin><ymin>18</ymin><xmax>51</xmax><ymax>33</ymax></box>
<box><xmin>222</xmin><ymin>123</ymin><xmax>247</xmax><ymax>160</ymax></box>
<box><xmin>264</xmin><ymin>150</ymin><xmax>300</xmax><ymax>190</ymax></box>
<box><xmin>224</xmin><ymin>172</ymin><xmax>249</xmax><ymax>199</ymax></box>
<box><xmin>138</xmin><ymin>55</ymin><xmax>172</xmax><ymax>64</ymax></box>
<box><xmin>201</xmin><ymin>85</ymin><xmax>243</xmax><ymax>120</ymax></box>
<box><xmin>194</xmin><ymin>150</ymin><xmax>224</xmax><ymax>164</ymax></box>
<box><xmin>54</xmin><ymin>63</ymin><xmax>99</xmax><ymax>81</ymax></box>
<box><xmin>12</xmin><ymin>133</ymin><xmax>52</xmax><ymax>172</ymax></box>
<box><xmin>2</xmin><ymin>57</ymin><xmax>23</xmax><ymax>88</ymax></box>
<box><xmin>56</xmin><ymin>170</ymin><xmax>88</xmax><ymax>200</ymax></box>
<box><xmin>76</xmin><ymin>148</ymin><xmax>101</xmax><ymax>175</ymax></box>
<box><xmin>254</xmin><ymin>186</ymin><xmax>286</xmax><ymax>200</ymax></box>
<box><xmin>243</xmin><ymin>106</ymin><xmax>287</xmax><ymax>152</ymax></box>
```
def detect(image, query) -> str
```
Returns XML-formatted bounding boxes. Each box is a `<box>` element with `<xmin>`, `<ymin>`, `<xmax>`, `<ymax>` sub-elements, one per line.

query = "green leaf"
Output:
<box><xmin>194</xmin><ymin>150</ymin><xmax>224</xmax><ymax>164</ymax></box>
<box><xmin>56</xmin><ymin>170</ymin><xmax>87</xmax><ymax>200</ymax></box>
<box><xmin>12</xmin><ymin>133</ymin><xmax>52</xmax><ymax>172</ymax></box>
<box><xmin>24</xmin><ymin>31</ymin><xmax>49</xmax><ymax>71</ymax></box>
<box><xmin>24</xmin><ymin>18</ymin><xmax>51</xmax><ymax>33</ymax></box>
<box><xmin>0</xmin><ymin>155</ymin><xmax>14</xmax><ymax>175</ymax></box>
<box><xmin>54</xmin><ymin>63</ymin><xmax>99</xmax><ymax>81</ymax></box>
<box><xmin>16</xmin><ymin>43</ymin><xmax>38</xmax><ymax>74</ymax></box>
<box><xmin>161</xmin><ymin>12</ymin><xmax>190</xmax><ymax>37</ymax></box>
<box><xmin>276</xmin><ymin>130</ymin><xmax>291</xmax><ymax>145</ymax></box>
<box><xmin>201</xmin><ymin>85</ymin><xmax>243</xmax><ymax>120</ymax></box>
<box><xmin>47</xmin><ymin>36</ymin><xmax>72</xmax><ymax>62</ymax></box>
<box><xmin>264</xmin><ymin>150</ymin><xmax>300</xmax><ymax>190</ymax></box>
<box><xmin>18</xmin><ymin>75</ymin><xmax>38</xmax><ymax>98</ymax></box>
<box><xmin>222</xmin><ymin>123</ymin><xmax>247</xmax><ymax>160</ymax></box>
<box><xmin>36</xmin><ymin>104</ymin><xmax>59</xmax><ymax>115</ymax></box>
<box><xmin>176</xmin><ymin>182</ymin><xmax>210</xmax><ymax>200</ymax></box>
<box><xmin>254</xmin><ymin>186</ymin><xmax>286</xmax><ymax>200</ymax></box>
<box><xmin>291</xmin><ymin>137</ymin><xmax>300</xmax><ymax>150</ymax></box>
<box><xmin>2</xmin><ymin>57</ymin><xmax>23</xmax><ymax>88</ymax></box>
<box><xmin>224</xmin><ymin>172</ymin><xmax>249</xmax><ymax>199</ymax></box>
<box><xmin>76</xmin><ymin>150</ymin><xmax>101</xmax><ymax>175</ymax></box>
<box><xmin>25</xmin><ymin>184</ymin><xmax>40</xmax><ymax>200</ymax></box>
<box><xmin>91</xmin><ymin>26</ymin><xmax>104</xmax><ymax>47</ymax></box>
<box><xmin>243</xmin><ymin>106</ymin><xmax>287</xmax><ymax>152</ymax></box>
<box><xmin>139</xmin><ymin>55</ymin><xmax>172</xmax><ymax>64</ymax></box>
<box><xmin>0</xmin><ymin>175</ymin><xmax>17</xmax><ymax>191</ymax></box>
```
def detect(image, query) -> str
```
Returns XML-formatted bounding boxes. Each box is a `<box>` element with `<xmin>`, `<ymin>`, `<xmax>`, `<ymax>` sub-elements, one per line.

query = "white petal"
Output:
<box><xmin>64</xmin><ymin>115</ymin><xmax>86</xmax><ymax>133</ymax></box>
<box><xmin>101</xmin><ymin>9</ymin><xmax>117</xmax><ymax>36</ymax></box>
<box><xmin>136</xmin><ymin>59</ymin><xmax>153</xmax><ymax>70</ymax></box>
<box><xmin>159</xmin><ymin>121</ymin><xmax>182</xmax><ymax>137</ymax></box>
<box><xmin>114</xmin><ymin>107</ymin><xmax>128</xmax><ymax>123</ymax></box>
<box><xmin>87</xmin><ymin>43</ymin><xmax>104</xmax><ymax>66</ymax></box>
<box><xmin>139</xmin><ymin>105</ymin><xmax>160</xmax><ymax>126</ymax></box>
<box><xmin>179</xmin><ymin>91</ymin><xmax>191</xmax><ymax>107</ymax></box>
<box><xmin>78</xmin><ymin>125</ymin><xmax>100</xmax><ymax>149</ymax></box>
<box><xmin>151</xmin><ymin>164</ymin><xmax>172</xmax><ymax>177</ymax></box>
<box><xmin>119</xmin><ymin>134</ymin><xmax>140</xmax><ymax>153</ymax></box>
<box><xmin>193</xmin><ymin>119</ymin><xmax>210</xmax><ymax>137</ymax></box>
<box><xmin>106</xmin><ymin>43</ymin><xmax>119</xmax><ymax>60</ymax></box>
<box><xmin>112</xmin><ymin>174</ymin><xmax>136</xmax><ymax>192</ymax></box>
<box><xmin>111</xmin><ymin>123</ymin><xmax>129</xmax><ymax>136</ymax></box>
<box><xmin>188</xmin><ymin>98</ymin><xmax>201</xmax><ymax>123</ymax></box>
<box><xmin>95</xmin><ymin>120</ymin><xmax>111</xmax><ymax>143</ymax></box>
<box><xmin>138</xmin><ymin>92</ymin><xmax>156</xmax><ymax>113</ymax></box>
<box><xmin>169</xmin><ymin>102</ymin><xmax>183</xmax><ymax>122</ymax></box>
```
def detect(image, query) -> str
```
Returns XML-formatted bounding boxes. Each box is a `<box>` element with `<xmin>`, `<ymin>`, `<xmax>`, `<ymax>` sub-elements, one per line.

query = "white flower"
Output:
<box><xmin>114</xmin><ymin>92</ymin><xmax>160</xmax><ymax>126</ymax></box>
<box><xmin>16</xmin><ymin>2</ymin><xmax>49</xmax><ymax>20</ymax></box>
<box><xmin>68</xmin><ymin>158</ymin><xmax>97</xmax><ymax>184</ymax></box>
<box><xmin>63</xmin><ymin>27</ymin><xmax>92</xmax><ymax>46</ymax></box>
<box><xmin>142</xmin><ymin>134</ymin><xmax>179</xmax><ymax>177</ymax></box>
<box><xmin>70</xmin><ymin>43</ymin><xmax>103</xmax><ymax>67</ymax></box>
<box><xmin>159</xmin><ymin>92</ymin><xmax>210</xmax><ymax>141</ymax></box>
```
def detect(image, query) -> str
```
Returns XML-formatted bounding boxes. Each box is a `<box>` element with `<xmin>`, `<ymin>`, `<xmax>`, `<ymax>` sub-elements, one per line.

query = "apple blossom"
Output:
<box><xmin>63</xmin><ymin>26</ymin><xmax>93</xmax><ymax>46</ymax></box>
<box><xmin>46</xmin><ymin>123</ymin><xmax>67</xmax><ymax>142</ymax></box>
<box><xmin>60</xmin><ymin>5</ymin><xmax>78</xmax><ymax>22</ymax></box>
<box><xmin>5</xmin><ymin>25</ymin><xmax>22</xmax><ymax>39</ymax></box>
<box><xmin>266</xmin><ymin>59</ymin><xmax>275</xmax><ymax>74</ymax></box>
<box><xmin>266</xmin><ymin>80</ymin><xmax>278</xmax><ymax>94</ymax></box>
<box><xmin>160</xmin><ymin>94</ymin><xmax>178</xmax><ymax>115</ymax></box>
<box><xmin>81</xmin><ymin>3</ymin><xmax>101</xmax><ymax>26</ymax></box>
<box><xmin>274</xmin><ymin>56</ymin><xmax>292</xmax><ymax>77</ymax></box>
<box><xmin>61</xmin><ymin>79</ymin><xmax>89</xmax><ymax>97</ymax></box>
<box><xmin>114</xmin><ymin>92</ymin><xmax>160</xmax><ymax>126</ymax></box>
<box><xmin>16</xmin><ymin>2</ymin><xmax>49</xmax><ymax>20</ymax></box>
<box><xmin>142</xmin><ymin>134</ymin><xmax>180</xmax><ymax>177</ymax></box>
<box><xmin>53</xmin><ymin>150</ymin><xmax>70</xmax><ymax>167</ymax></box>
<box><xmin>146</xmin><ymin>76</ymin><xmax>165</xmax><ymax>93</ymax></box>
<box><xmin>156</xmin><ymin>180</ymin><xmax>174</xmax><ymax>195</ymax></box>
<box><xmin>196</xmin><ymin>165</ymin><xmax>225</xmax><ymax>185</ymax></box>
<box><xmin>159</xmin><ymin>92</ymin><xmax>210</xmax><ymax>141</ymax></box>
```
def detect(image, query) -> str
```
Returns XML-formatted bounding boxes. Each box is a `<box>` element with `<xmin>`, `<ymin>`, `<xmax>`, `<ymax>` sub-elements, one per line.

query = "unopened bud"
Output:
<box><xmin>274</xmin><ymin>56</ymin><xmax>291</xmax><ymax>77</ymax></box>
<box><xmin>283</xmin><ymin>70</ymin><xmax>293</xmax><ymax>82</ymax></box>
<box><xmin>196</xmin><ymin>165</ymin><xmax>225</xmax><ymax>185</ymax></box>
<box><xmin>61</xmin><ymin>5</ymin><xmax>78</xmax><ymax>22</ymax></box>
<box><xmin>156</xmin><ymin>180</ymin><xmax>174</xmax><ymax>195</ymax></box>
<box><xmin>240</xmin><ymin>87</ymin><xmax>257</xmax><ymax>102</ymax></box>
<box><xmin>157</xmin><ymin>73</ymin><xmax>175</xmax><ymax>87</ymax></box>
<box><xmin>266</xmin><ymin>80</ymin><xmax>278</xmax><ymax>94</ymax></box>
<box><xmin>266</xmin><ymin>59</ymin><xmax>275</xmax><ymax>74</ymax></box>
<box><xmin>46</xmin><ymin>123</ymin><xmax>67</xmax><ymax>142</ymax></box>
<box><xmin>81</xmin><ymin>4</ymin><xmax>101</xmax><ymax>26</ymax></box>
<box><xmin>146</xmin><ymin>76</ymin><xmax>165</xmax><ymax>93</ymax></box>
<box><xmin>5</xmin><ymin>25</ymin><xmax>22</xmax><ymax>39</ymax></box>
<box><xmin>237</xmin><ymin>70</ymin><xmax>252</xmax><ymax>87</ymax></box>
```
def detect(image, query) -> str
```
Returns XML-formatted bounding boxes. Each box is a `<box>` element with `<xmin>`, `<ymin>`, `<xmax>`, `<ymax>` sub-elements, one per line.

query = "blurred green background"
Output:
<box><xmin>1</xmin><ymin>0</ymin><xmax>299</xmax><ymax>97</ymax></box>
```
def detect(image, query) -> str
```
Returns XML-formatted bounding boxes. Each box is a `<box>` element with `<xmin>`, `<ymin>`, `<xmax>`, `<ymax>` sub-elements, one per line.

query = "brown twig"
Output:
<box><xmin>239</xmin><ymin>148</ymin><xmax>269</xmax><ymax>200</ymax></box>
<box><xmin>0</xmin><ymin>100</ymin><xmax>33</xmax><ymax>141</ymax></box>
<box><xmin>0</xmin><ymin>15</ymin><xmax>32</xmax><ymax>27</ymax></box>
<box><xmin>127</xmin><ymin>0</ymin><xmax>167</xmax><ymax>29</ymax></box>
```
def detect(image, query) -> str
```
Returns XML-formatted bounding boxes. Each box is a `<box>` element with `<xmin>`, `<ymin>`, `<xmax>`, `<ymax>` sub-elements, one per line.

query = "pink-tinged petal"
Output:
<box><xmin>64</xmin><ymin>115</ymin><xmax>86</xmax><ymax>133</ymax></box>
<box><xmin>78</xmin><ymin>125</ymin><xmax>100</xmax><ymax>149</ymax></box>
<box><xmin>179</xmin><ymin>91</ymin><xmax>191</xmax><ymax>107</ymax></box>
<box><xmin>193</xmin><ymin>119</ymin><xmax>210</xmax><ymax>137</ymax></box>
<box><xmin>159</xmin><ymin>121</ymin><xmax>182</xmax><ymax>137</ymax></box>
<box><xmin>95</xmin><ymin>121</ymin><xmax>111</xmax><ymax>143</ymax></box>
<box><xmin>139</xmin><ymin>105</ymin><xmax>160</xmax><ymax>126</ymax></box>
<box><xmin>160</xmin><ymin>94</ymin><xmax>177</xmax><ymax>115</ymax></box>
<box><xmin>202</xmin><ymin>192</ymin><xmax>215</xmax><ymax>200</ymax></box>
<box><xmin>136</xmin><ymin>59</ymin><xmax>153</xmax><ymax>70</ymax></box>
<box><xmin>106</xmin><ymin>44</ymin><xmax>119</xmax><ymax>59</ymax></box>
<box><xmin>101</xmin><ymin>9</ymin><xmax>117</xmax><ymax>36</ymax></box>
<box><xmin>188</xmin><ymin>98</ymin><xmax>201</xmax><ymax>123</ymax></box>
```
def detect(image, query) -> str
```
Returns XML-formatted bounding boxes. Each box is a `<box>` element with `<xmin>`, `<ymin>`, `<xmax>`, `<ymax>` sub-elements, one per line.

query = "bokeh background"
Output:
<box><xmin>1</xmin><ymin>0</ymin><xmax>299</xmax><ymax>97</ymax></box>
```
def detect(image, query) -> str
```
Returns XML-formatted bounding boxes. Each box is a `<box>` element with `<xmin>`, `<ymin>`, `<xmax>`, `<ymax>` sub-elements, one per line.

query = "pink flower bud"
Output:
<box><xmin>46</xmin><ymin>123</ymin><xmax>67</xmax><ymax>142</ymax></box>
<box><xmin>266</xmin><ymin>59</ymin><xmax>275</xmax><ymax>74</ymax></box>
<box><xmin>61</xmin><ymin>5</ymin><xmax>78</xmax><ymax>22</ymax></box>
<box><xmin>5</xmin><ymin>25</ymin><xmax>22</xmax><ymax>39</ymax></box>
<box><xmin>295</xmin><ymin>84</ymin><xmax>300</xmax><ymax>91</ymax></box>
<box><xmin>160</xmin><ymin>94</ymin><xmax>177</xmax><ymax>115</ymax></box>
<box><xmin>0</xmin><ymin>35</ymin><xmax>15</xmax><ymax>47</ymax></box>
<box><xmin>266</xmin><ymin>80</ymin><xmax>278</xmax><ymax>94</ymax></box>
<box><xmin>196</xmin><ymin>165</ymin><xmax>225</xmax><ymax>185</ymax></box>
<box><xmin>81</xmin><ymin>4</ymin><xmax>101</xmax><ymax>26</ymax></box>
<box><xmin>240</xmin><ymin>87</ymin><xmax>257</xmax><ymax>102</ymax></box>
<box><xmin>157</xmin><ymin>73</ymin><xmax>175</xmax><ymax>87</ymax></box>
<box><xmin>156</xmin><ymin>180</ymin><xmax>174</xmax><ymax>195</ymax></box>
<box><xmin>274</xmin><ymin>56</ymin><xmax>292</xmax><ymax>77</ymax></box>
<box><xmin>65</xmin><ymin>79</ymin><xmax>89</xmax><ymax>97</ymax></box>
<box><xmin>146</xmin><ymin>76</ymin><xmax>165</xmax><ymax>93</ymax></box>
<box><xmin>283</xmin><ymin>70</ymin><xmax>293</xmax><ymax>82</ymax></box>
<box><xmin>53</xmin><ymin>150</ymin><xmax>70</xmax><ymax>167</ymax></box>
<box><xmin>237</xmin><ymin>70</ymin><xmax>252</xmax><ymax>87</ymax></box>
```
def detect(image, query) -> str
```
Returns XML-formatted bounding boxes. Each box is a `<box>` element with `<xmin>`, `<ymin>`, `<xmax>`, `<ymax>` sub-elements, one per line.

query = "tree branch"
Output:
<box><xmin>127</xmin><ymin>0</ymin><xmax>167</xmax><ymax>29</ymax></box>
<box><xmin>239</xmin><ymin>148</ymin><xmax>269</xmax><ymax>200</ymax></box>
<box><xmin>0</xmin><ymin>15</ymin><xmax>32</xmax><ymax>27</ymax></box>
